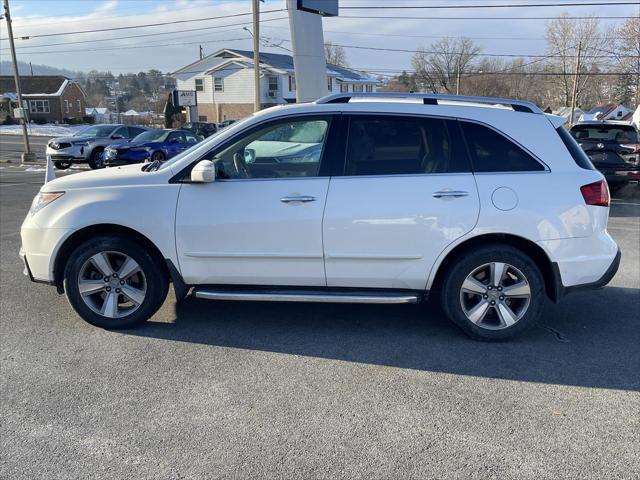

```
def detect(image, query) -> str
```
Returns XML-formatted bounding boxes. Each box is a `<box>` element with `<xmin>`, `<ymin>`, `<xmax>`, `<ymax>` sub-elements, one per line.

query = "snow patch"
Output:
<box><xmin>0</xmin><ymin>124</ymin><xmax>88</xmax><ymax>137</ymax></box>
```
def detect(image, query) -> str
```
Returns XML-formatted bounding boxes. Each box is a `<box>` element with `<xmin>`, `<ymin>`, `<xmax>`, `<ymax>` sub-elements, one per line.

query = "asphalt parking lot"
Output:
<box><xmin>1</xmin><ymin>165</ymin><xmax>638</xmax><ymax>479</ymax></box>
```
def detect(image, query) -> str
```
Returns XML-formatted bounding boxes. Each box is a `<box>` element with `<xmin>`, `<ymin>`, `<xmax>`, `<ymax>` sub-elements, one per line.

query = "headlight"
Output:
<box><xmin>30</xmin><ymin>191</ymin><xmax>65</xmax><ymax>214</ymax></box>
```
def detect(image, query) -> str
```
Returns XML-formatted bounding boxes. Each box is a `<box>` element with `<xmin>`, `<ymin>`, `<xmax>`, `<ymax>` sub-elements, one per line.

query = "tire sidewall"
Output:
<box><xmin>64</xmin><ymin>236</ymin><xmax>168</xmax><ymax>329</ymax></box>
<box><xmin>441</xmin><ymin>245</ymin><xmax>545</xmax><ymax>341</ymax></box>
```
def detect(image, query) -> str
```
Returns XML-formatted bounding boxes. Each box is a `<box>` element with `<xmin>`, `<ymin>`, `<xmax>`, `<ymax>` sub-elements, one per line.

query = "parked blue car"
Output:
<box><xmin>102</xmin><ymin>129</ymin><xmax>201</xmax><ymax>166</ymax></box>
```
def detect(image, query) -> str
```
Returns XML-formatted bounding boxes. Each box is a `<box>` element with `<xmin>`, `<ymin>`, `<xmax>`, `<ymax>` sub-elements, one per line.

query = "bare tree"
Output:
<box><xmin>545</xmin><ymin>14</ymin><xmax>615</xmax><ymax>108</ymax></box>
<box><xmin>411</xmin><ymin>37</ymin><xmax>481</xmax><ymax>94</ymax></box>
<box><xmin>613</xmin><ymin>16</ymin><xmax>640</xmax><ymax>108</ymax></box>
<box><xmin>324</xmin><ymin>41</ymin><xmax>349</xmax><ymax>67</ymax></box>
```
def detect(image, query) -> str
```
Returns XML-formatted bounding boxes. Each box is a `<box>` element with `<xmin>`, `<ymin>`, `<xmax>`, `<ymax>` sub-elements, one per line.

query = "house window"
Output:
<box><xmin>327</xmin><ymin>77</ymin><xmax>333</xmax><ymax>91</ymax></box>
<box><xmin>199</xmin><ymin>115</ymin><xmax>208</xmax><ymax>121</ymax></box>
<box><xmin>214</xmin><ymin>77</ymin><xmax>224</xmax><ymax>92</ymax></box>
<box><xmin>77</xmin><ymin>99</ymin><xmax>81</xmax><ymax>113</ymax></box>
<box><xmin>288</xmin><ymin>75</ymin><xmax>296</xmax><ymax>91</ymax></box>
<box><xmin>340</xmin><ymin>83</ymin><xmax>349</xmax><ymax>93</ymax></box>
<box><xmin>195</xmin><ymin>78</ymin><xmax>204</xmax><ymax>92</ymax></box>
<box><xmin>353</xmin><ymin>84</ymin><xmax>364</xmax><ymax>93</ymax></box>
<box><xmin>29</xmin><ymin>100</ymin><xmax>50</xmax><ymax>114</ymax></box>
<box><xmin>268</xmin><ymin>76</ymin><xmax>278</xmax><ymax>92</ymax></box>
<box><xmin>366</xmin><ymin>85</ymin><xmax>373</xmax><ymax>93</ymax></box>
<box><xmin>64</xmin><ymin>100</ymin><xmax>69</xmax><ymax>113</ymax></box>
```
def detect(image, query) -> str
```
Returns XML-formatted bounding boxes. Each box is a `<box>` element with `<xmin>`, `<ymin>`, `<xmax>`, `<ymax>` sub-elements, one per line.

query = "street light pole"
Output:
<box><xmin>252</xmin><ymin>0</ymin><xmax>261</xmax><ymax>112</ymax></box>
<box><xmin>3</xmin><ymin>0</ymin><xmax>35</xmax><ymax>162</ymax></box>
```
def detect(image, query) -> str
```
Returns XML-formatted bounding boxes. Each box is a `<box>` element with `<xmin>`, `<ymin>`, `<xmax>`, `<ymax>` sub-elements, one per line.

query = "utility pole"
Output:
<box><xmin>29</xmin><ymin>62</ymin><xmax>33</xmax><ymax>76</ymax></box>
<box><xmin>570</xmin><ymin>41</ymin><xmax>582</xmax><ymax>126</ymax></box>
<box><xmin>199</xmin><ymin>45</ymin><xmax>204</xmax><ymax>60</ymax></box>
<box><xmin>252</xmin><ymin>0</ymin><xmax>261</xmax><ymax>112</ymax></box>
<box><xmin>3</xmin><ymin>0</ymin><xmax>35</xmax><ymax>162</ymax></box>
<box><xmin>455</xmin><ymin>55</ymin><xmax>462</xmax><ymax>95</ymax></box>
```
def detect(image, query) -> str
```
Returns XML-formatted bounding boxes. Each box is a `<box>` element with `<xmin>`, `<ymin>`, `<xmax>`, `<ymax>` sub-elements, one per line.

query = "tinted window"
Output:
<box><xmin>556</xmin><ymin>126</ymin><xmax>595</xmax><ymax>170</ymax></box>
<box><xmin>130</xmin><ymin>127</ymin><xmax>146</xmax><ymax>138</ymax></box>
<box><xmin>570</xmin><ymin>125</ymin><xmax>639</xmax><ymax>143</ymax></box>
<box><xmin>344</xmin><ymin>115</ymin><xmax>468</xmax><ymax>176</ymax></box>
<box><xmin>113</xmin><ymin>127</ymin><xmax>129</xmax><ymax>138</ymax></box>
<box><xmin>203</xmin><ymin>117</ymin><xmax>331</xmax><ymax>179</ymax></box>
<box><xmin>461</xmin><ymin>122</ymin><xmax>545</xmax><ymax>172</ymax></box>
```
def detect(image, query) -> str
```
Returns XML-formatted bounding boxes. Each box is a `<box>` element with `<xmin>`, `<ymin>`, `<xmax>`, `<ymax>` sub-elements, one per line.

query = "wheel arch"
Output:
<box><xmin>429</xmin><ymin>233</ymin><xmax>561</xmax><ymax>302</ymax></box>
<box><xmin>53</xmin><ymin>223</ymin><xmax>170</xmax><ymax>293</ymax></box>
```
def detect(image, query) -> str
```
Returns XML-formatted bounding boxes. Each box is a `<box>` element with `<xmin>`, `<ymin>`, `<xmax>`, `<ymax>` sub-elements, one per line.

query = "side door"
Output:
<box><xmin>322</xmin><ymin>114</ymin><xmax>480</xmax><ymax>290</ymax></box>
<box><xmin>175</xmin><ymin>115</ymin><xmax>337</xmax><ymax>286</ymax></box>
<box><xmin>165</xmin><ymin>131</ymin><xmax>186</xmax><ymax>158</ymax></box>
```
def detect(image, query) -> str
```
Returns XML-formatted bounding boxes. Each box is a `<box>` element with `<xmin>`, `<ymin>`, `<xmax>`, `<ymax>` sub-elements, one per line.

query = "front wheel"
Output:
<box><xmin>440</xmin><ymin>244</ymin><xmax>545</xmax><ymax>341</ymax></box>
<box><xmin>88</xmin><ymin>148</ymin><xmax>105</xmax><ymax>169</ymax></box>
<box><xmin>150</xmin><ymin>151</ymin><xmax>165</xmax><ymax>162</ymax></box>
<box><xmin>54</xmin><ymin>161</ymin><xmax>71</xmax><ymax>170</ymax></box>
<box><xmin>63</xmin><ymin>236</ymin><xmax>169</xmax><ymax>329</ymax></box>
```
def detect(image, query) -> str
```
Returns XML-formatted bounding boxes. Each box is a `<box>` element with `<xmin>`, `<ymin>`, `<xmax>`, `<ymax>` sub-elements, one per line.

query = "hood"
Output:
<box><xmin>107</xmin><ymin>141</ymin><xmax>137</xmax><ymax>150</ymax></box>
<box><xmin>52</xmin><ymin>135</ymin><xmax>96</xmax><ymax>143</ymax></box>
<box><xmin>41</xmin><ymin>163</ymin><xmax>167</xmax><ymax>192</ymax></box>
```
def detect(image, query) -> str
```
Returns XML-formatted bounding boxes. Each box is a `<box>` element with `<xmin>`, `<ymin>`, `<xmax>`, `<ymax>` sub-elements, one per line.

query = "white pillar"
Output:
<box><xmin>287</xmin><ymin>0</ymin><xmax>327</xmax><ymax>103</ymax></box>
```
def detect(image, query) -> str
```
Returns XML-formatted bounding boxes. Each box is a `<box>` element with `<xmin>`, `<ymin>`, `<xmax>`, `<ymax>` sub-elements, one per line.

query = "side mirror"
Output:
<box><xmin>111</xmin><ymin>134</ymin><xmax>125</xmax><ymax>140</ymax></box>
<box><xmin>169</xmin><ymin>138</ymin><xmax>179</xmax><ymax>144</ymax></box>
<box><xmin>190</xmin><ymin>160</ymin><xmax>215</xmax><ymax>183</ymax></box>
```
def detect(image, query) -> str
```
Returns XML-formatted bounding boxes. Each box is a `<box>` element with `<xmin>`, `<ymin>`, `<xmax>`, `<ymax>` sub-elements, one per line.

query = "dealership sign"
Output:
<box><xmin>174</xmin><ymin>90</ymin><xmax>197</xmax><ymax>107</ymax></box>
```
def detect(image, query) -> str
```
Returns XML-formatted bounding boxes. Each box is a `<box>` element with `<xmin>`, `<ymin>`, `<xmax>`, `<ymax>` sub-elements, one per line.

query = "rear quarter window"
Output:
<box><xmin>460</xmin><ymin>122</ymin><xmax>545</xmax><ymax>172</ymax></box>
<box><xmin>556</xmin><ymin>126</ymin><xmax>595</xmax><ymax>170</ymax></box>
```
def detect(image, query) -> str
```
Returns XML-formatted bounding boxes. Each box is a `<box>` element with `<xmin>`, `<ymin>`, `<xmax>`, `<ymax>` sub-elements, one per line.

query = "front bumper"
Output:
<box><xmin>46</xmin><ymin>144</ymin><xmax>88</xmax><ymax>162</ymax></box>
<box><xmin>103</xmin><ymin>150</ymin><xmax>150</xmax><ymax>166</ymax></box>
<box><xmin>21</xmin><ymin>213</ymin><xmax>73</xmax><ymax>283</ymax></box>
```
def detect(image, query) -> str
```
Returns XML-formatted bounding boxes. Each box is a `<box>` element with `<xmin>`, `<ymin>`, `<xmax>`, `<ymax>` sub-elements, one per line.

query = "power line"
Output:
<box><xmin>341</xmin><ymin>1</ymin><xmax>640</xmax><ymax>8</ymax></box>
<box><xmin>0</xmin><ymin>8</ymin><xmax>287</xmax><ymax>41</ymax></box>
<box><xmin>1</xmin><ymin>17</ymin><xmax>289</xmax><ymax>51</ymax></box>
<box><xmin>337</xmin><ymin>14</ymin><xmax>637</xmax><ymax>20</ymax></box>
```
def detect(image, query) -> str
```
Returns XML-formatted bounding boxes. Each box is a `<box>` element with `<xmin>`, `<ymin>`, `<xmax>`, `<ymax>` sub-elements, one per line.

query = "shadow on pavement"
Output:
<box><xmin>129</xmin><ymin>285</ymin><xmax>640</xmax><ymax>392</ymax></box>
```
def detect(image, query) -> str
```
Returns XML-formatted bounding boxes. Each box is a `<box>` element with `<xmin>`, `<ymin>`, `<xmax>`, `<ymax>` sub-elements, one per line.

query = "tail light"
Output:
<box><xmin>620</xmin><ymin>143</ymin><xmax>640</xmax><ymax>154</ymax></box>
<box><xmin>580</xmin><ymin>180</ymin><xmax>610</xmax><ymax>207</ymax></box>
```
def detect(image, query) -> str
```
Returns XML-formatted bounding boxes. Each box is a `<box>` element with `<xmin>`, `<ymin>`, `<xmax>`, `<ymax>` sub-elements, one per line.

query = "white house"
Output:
<box><xmin>172</xmin><ymin>48</ymin><xmax>379</xmax><ymax>123</ymax></box>
<box><xmin>85</xmin><ymin>107</ymin><xmax>112</xmax><ymax>124</ymax></box>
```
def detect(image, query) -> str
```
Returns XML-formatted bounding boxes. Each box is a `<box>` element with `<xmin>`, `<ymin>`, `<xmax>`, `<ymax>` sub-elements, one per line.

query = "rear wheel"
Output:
<box><xmin>54</xmin><ymin>161</ymin><xmax>71</xmax><ymax>170</ymax></box>
<box><xmin>440</xmin><ymin>244</ymin><xmax>545</xmax><ymax>341</ymax></box>
<box><xmin>63</xmin><ymin>236</ymin><xmax>169</xmax><ymax>329</ymax></box>
<box><xmin>88</xmin><ymin>148</ymin><xmax>105</xmax><ymax>169</ymax></box>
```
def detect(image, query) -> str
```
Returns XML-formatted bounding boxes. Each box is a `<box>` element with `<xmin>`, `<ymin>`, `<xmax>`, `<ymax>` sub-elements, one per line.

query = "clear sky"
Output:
<box><xmin>1</xmin><ymin>0</ymin><xmax>638</xmax><ymax>75</ymax></box>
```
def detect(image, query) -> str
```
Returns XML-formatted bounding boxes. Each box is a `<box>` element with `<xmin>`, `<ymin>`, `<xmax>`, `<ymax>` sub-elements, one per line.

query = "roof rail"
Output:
<box><xmin>315</xmin><ymin>92</ymin><xmax>542</xmax><ymax>114</ymax></box>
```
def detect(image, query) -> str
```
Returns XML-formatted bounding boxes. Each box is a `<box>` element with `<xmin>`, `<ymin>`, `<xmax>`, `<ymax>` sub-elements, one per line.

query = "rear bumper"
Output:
<box><xmin>551</xmin><ymin>249</ymin><xmax>621</xmax><ymax>301</ymax></box>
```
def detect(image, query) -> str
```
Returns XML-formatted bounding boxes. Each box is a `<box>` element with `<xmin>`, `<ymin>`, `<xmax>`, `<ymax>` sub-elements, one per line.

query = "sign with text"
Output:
<box><xmin>174</xmin><ymin>90</ymin><xmax>197</xmax><ymax>107</ymax></box>
<box><xmin>297</xmin><ymin>0</ymin><xmax>338</xmax><ymax>17</ymax></box>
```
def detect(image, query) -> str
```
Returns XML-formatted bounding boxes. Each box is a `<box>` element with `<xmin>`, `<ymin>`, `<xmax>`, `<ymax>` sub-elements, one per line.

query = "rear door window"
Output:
<box><xmin>461</xmin><ymin>122</ymin><xmax>545</xmax><ymax>172</ymax></box>
<box><xmin>556</xmin><ymin>126</ymin><xmax>595</xmax><ymax>170</ymax></box>
<box><xmin>344</xmin><ymin>115</ymin><xmax>470</xmax><ymax>176</ymax></box>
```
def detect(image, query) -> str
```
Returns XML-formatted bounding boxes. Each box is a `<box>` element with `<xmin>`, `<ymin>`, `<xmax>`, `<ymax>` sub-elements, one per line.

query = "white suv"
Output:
<box><xmin>20</xmin><ymin>93</ymin><xmax>620</xmax><ymax>340</ymax></box>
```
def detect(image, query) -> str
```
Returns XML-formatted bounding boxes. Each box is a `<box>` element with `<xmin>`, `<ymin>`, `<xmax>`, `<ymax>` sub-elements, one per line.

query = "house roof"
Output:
<box><xmin>173</xmin><ymin>48</ymin><xmax>378</xmax><ymax>84</ymax></box>
<box><xmin>0</xmin><ymin>75</ymin><xmax>73</xmax><ymax>97</ymax></box>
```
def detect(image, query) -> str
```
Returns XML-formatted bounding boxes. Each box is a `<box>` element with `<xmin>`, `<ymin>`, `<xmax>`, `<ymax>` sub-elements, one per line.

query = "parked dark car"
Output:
<box><xmin>569</xmin><ymin>122</ymin><xmax>640</xmax><ymax>192</ymax></box>
<box><xmin>102</xmin><ymin>129</ymin><xmax>201</xmax><ymax>166</ymax></box>
<box><xmin>219</xmin><ymin>119</ymin><xmax>237</xmax><ymax>129</ymax></box>
<box><xmin>181</xmin><ymin>121</ymin><xmax>217</xmax><ymax>138</ymax></box>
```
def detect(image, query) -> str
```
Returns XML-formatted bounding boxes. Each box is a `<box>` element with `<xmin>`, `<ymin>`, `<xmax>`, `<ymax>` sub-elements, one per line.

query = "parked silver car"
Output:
<box><xmin>46</xmin><ymin>124</ymin><xmax>147</xmax><ymax>169</ymax></box>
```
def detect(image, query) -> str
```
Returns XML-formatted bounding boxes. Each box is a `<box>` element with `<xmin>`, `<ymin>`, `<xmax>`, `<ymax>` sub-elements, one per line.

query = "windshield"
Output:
<box><xmin>74</xmin><ymin>125</ymin><xmax>116</xmax><ymax>137</ymax></box>
<box><xmin>570</xmin><ymin>125</ymin><xmax>639</xmax><ymax>143</ymax></box>
<box><xmin>133</xmin><ymin>130</ymin><xmax>169</xmax><ymax>143</ymax></box>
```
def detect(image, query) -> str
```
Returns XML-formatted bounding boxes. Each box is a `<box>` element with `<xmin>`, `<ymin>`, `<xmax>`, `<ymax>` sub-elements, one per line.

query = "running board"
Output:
<box><xmin>192</xmin><ymin>288</ymin><xmax>420</xmax><ymax>304</ymax></box>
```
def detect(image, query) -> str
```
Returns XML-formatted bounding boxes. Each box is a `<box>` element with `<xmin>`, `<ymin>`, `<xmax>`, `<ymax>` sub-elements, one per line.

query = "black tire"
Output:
<box><xmin>54</xmin><ymin>161</ymin><xmax>71</xmax><ymax>170</ymax></box>
<box><xmin>150</xmin><ymin>150</ymin><xmax>165</xmax><ymax>162</ymax></box>
<box><xmin>440</xmin><ymin>244</ymin><xmax>545</xmax><ymax>341</ymax></box>
<box><xmin>63</xmin><ymin>235</ymin><xmax>169</xmax><ymax>329</ymax></box>
<box><xmin>88</xmin><ymin>148</ymin><xmax>105</xmax><ymax>169</ymax></box>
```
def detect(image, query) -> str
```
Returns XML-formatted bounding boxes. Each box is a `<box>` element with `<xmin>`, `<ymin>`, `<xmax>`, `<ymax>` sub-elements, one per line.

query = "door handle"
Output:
<box><xmin>280</xmin><ymin>195</ymin><xmax>316</xmax><ymax>203</ymax></box>
<box><xmin>432</xmin><ymin>190</ymin><xmax>469</xmax><ymax>199</ymax></box>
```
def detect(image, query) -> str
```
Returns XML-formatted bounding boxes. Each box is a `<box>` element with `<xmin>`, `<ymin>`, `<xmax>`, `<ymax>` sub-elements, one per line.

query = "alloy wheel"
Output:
<box><xmin>77</xmin><ymin>251</ymin><xmax>147</xmax><ymax>318</ymax></box>
<box><xmin>459</xmin><ymin>262</ymin><xmax>531</xmax><ymax>330</ymax></box>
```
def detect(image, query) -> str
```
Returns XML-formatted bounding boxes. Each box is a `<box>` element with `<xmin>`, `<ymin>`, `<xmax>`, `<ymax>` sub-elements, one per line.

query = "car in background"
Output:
<box><xmin>219</xmin><ymin>119</ymin><xmax>237</xmax><ymax>129</ymax></box>
<box><xmin>181</xmin><ymin>121</ymin><xmax>217</xmax><ymax>138</ymax></box>
<box><xmin>102</xmin><ymin>129</ymin><xmax>201</xmax><ymax>166</ymax></box>
<box><xmin>569</xmin><ymin>122</ymin><xmax>640</xmax><ymax>192</ymax></box>
<box><xmin>46</xmin><ymin>124</ymin><xmax>148</xmax><ymax>169</ymax></box>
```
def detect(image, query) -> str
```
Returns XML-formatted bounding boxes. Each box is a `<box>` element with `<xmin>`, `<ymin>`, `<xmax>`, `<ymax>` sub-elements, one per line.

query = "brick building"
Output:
<box><xmin>0</xmin><ymin>76</ymin><xmax>87</xmax><ymax>123</ymax></box>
